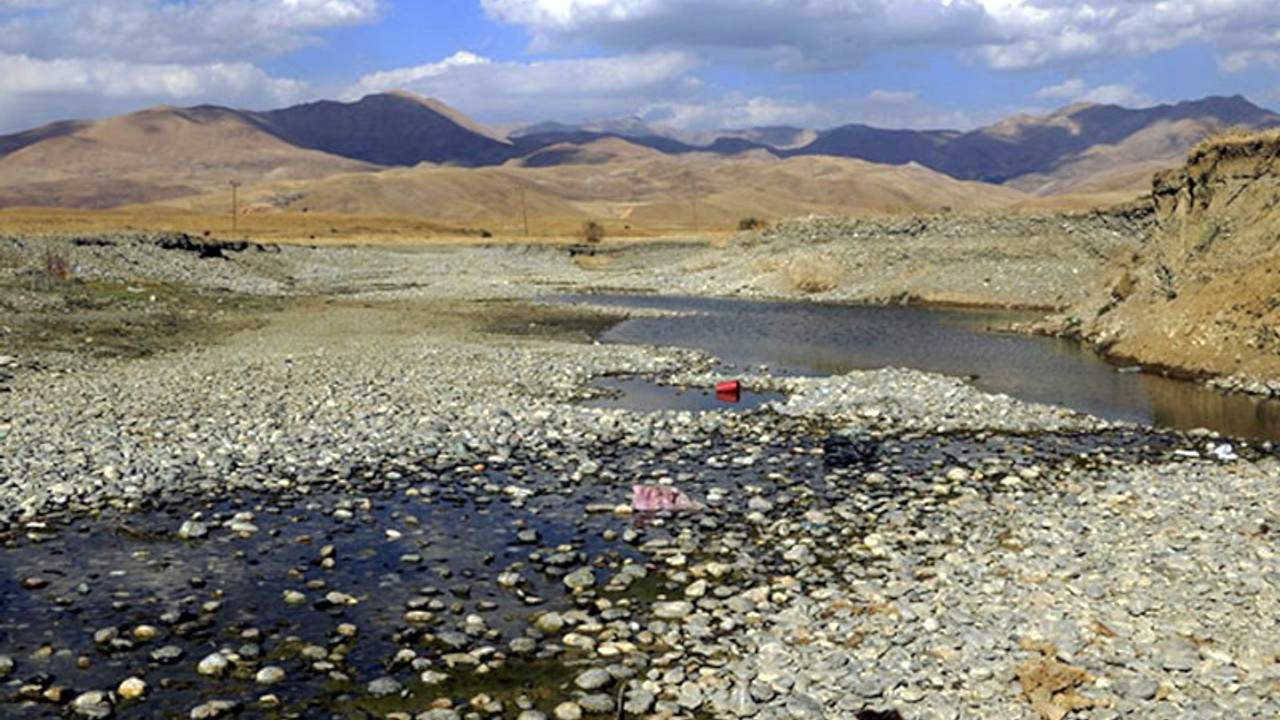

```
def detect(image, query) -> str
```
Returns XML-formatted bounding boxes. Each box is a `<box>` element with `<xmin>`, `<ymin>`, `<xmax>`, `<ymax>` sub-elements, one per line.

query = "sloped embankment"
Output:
<box><xmin>1068</xmin><ymin>131</ymin><xmax>1280</xmax><ymax>390</ymax></box>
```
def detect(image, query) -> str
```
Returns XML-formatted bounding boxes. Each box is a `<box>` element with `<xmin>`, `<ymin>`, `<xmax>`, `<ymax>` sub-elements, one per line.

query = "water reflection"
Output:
<box><xmin>556</xmin><ymin>294</ymin><xmax>1280</xmax><ymax>441</ymax></box>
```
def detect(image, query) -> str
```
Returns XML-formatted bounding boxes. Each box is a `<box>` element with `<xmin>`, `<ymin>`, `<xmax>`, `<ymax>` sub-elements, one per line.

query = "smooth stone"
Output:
<box><xmin>563</xmin><ymin>568</ymin><xmax>595</xmax><ymax>591</ymax></box>
<box><xmin>1158</xmin><ymin>637</ymin><xmax>1200</xmax><ymax>671</ymax></box>
<box><xmin>534</xmin><ymin>612</ymin><xmax>566</xmax><ymax>634</ymax></box>
<box><xmin>574</xmin><ymin>667</ymin><xmax>613</xmax><ymax>691</ymax></box>
<box><xmin>368</xmin><ymin>677</ymin><xmax>404</xmax><ymax>697</ymax></box>
<box><xmin>71</xmin><ymin>691</ymin><xmax>114</xmax><ymax>719</ymax></box>
<box><xmin>117</xmin><ymin>677</ymin><xmax>147</xmax><ymax>700</ymax></box>
<box><xmin>624</xmin><ymin>689</ymin><xmax>657</xmax><ymax>715</ymax></box>
<box><xmin>577</xmin><ymin>693</ymin><xmax>615</xmax><ymax>713</ymax></box>
<box><xmin>189</xmin><ymin>700</ymin><xmax>242</xmax><ymax>720</ymax></box>
<box><xmin>677</xmin><ymin>681</ymin><xmax>705</xmax><ymax>709</ymax></box>
<box><xmin>196</xmin><ymin>653</ymin><xmax>229</xmax><ymax>677</ymax></box>
<box><xmin>420</xmin><ymin>670</ymin><xmax>450</xmax><ymax>685</ymax></box>
<box><xmin>255</xmin><ymin>666</ymin><xmax>286</xmax><ymax>685</ymax></box>
<box><xmin>417</xmin><ymin>710</ymin><xmax>461</xmax><ymax>720</ymax></box>
<box><xmin>653</xmin><ymin>601</ymin><xmax>694</xmax><ymax>620</ymax></box>
<box><xmin>1126</xmin><ymin>677</ymin><xmax>1160</xmax><ymax>700</ymax></box>
<box><xmin>151</xmin><ymin>645</ymin><xmax>185</xmax><ymax>664</ymax></box>
<box><xmin>552</xmin><ymin>701</ymin><xmax>583</xmax><ymax>720</ymax></box>
<box><xmin>178</xmin><ymin>520</ymin><xmax>208</xmax><ymax>540</ymax></box>
<box><xmin>726</xmin><ymin>682</ymin><xmax>759</xmax><ymax>718</ymax></box>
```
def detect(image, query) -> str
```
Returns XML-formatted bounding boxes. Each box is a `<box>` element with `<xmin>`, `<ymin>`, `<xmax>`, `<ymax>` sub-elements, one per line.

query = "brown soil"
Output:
<box><xmin>0</xmin><ymin>277</ymin><xmax>282</xmax><ymax>362</ymax></box>
<box><xmin>1058</xmin><ymin>129</ymin><xmax>1280</xmax><ymax>386</ymax></box>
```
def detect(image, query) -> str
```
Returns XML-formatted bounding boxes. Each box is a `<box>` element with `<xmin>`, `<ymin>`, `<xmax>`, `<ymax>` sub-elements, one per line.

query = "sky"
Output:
<box><xmin>1</xmin><ymin>0</ymin><xmax>1279</xmax><ymax>136</ymax></box>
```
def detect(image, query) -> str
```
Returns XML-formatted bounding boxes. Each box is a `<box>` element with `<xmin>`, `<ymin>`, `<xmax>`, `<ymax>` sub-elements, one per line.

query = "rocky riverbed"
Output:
<box><xmin>1</xmin><ymin>231</ymin><xmax>1278</xmax><ymax>720</ymax></box>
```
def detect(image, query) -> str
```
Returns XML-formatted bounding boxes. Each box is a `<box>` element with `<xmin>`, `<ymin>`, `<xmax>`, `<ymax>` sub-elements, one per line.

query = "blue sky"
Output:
<box><xmin>0</xmin><ymin>1</ymin><xmax>1278</xmax><ymax>135</ymax></box>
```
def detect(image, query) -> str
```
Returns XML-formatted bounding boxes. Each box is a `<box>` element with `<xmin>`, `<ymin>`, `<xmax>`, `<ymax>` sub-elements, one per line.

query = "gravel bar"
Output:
<box><xmin>1</xmin><ymin>231</ymin><xmax>1277</xmax><ymax>720</ymax></box>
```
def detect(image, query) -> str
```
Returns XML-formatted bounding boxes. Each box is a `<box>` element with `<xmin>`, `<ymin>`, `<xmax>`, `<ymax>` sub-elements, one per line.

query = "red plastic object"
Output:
<box><xmin>715</xmin><ymin>379</ymin><xmax>741</xmax><ymax>403</ymax></box>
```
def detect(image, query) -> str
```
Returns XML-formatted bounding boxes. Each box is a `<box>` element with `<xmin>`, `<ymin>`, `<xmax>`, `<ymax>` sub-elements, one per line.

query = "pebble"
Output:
<box><xmin>117</xmin><ymin>677</ymin><xmax>147</xmax><ymax>700</ymax></box>
<box><xmin>196</xmin><ymin>653</ymin><xmax>229</xmax><ymax>677</ymax></box>
<box><xmin>189</xmin><ymin>699</ymin><xmax>241</xmax><ymax>719</ymax></box>
<box><xmin>255</xmin><ymin>666</ymin><xmax>286</xmax><ymax>685</ymax></box>
<box><xmin>71</xmin><ymin>691</ymin><xmax>114</xmax><ymax>719</ymax></box>
<box><xmin>562</xmin><ymin>567</ymin><xmax>595</xmax><ymax>592</ymax></box>
<box><xmin>178</xmin><ymin>520</ymin><xmax>207</xmax><ymax>540</ymax></box>
<box><xmin>574</xmin><ymin>667</ymin><xmax>613</xmax><ymax>691</ymax></box>
<box><xmin>652</xmin><ymin>601</ymin><xmax>694</xmax><ymax>620</ymax></box>
<box><xmin>367</xmin><ymin>676</ymin><xmax>404</xmax><ymax>697</ymax></box>
<box><xmin>552</xmin><ymin>701</ymin><xmax>583</xmax><ymax>720</ymax></box>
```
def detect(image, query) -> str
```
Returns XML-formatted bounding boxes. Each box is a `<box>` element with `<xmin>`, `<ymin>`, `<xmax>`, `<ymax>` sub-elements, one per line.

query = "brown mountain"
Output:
<box><xmin>253</xmin><ymin>91</ymin><xmax>514</xmax><ymax>167</ymax></box>
<box><xmin>791</xmin><ymin>95</ymin><xmax>1280</xmax><ymax>194</ymax></box>
<box><xmin>0</xmin><ymin>92</ymin><xmax>524</xmax><ymax>210</ymax></box>
<box><xmin>2</xmin><ymin>92</ymin><xmax>1275</xmax><ymax>215</ymax></box>
<box><xmin>0</xmin><ymin>104</ymin><xmax>380</xmax><ymax>209</ymax></box>
<box><xmin>155</xmin><ymin>140</ymin><xmax>1027</xmax><ymax>232</ymax></box>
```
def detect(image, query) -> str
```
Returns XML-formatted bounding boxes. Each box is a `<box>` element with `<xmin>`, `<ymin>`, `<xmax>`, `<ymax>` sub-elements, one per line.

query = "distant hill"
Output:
<box><xmin>254</xmin><ymin>91</ymin><xmax>514</xmax><ymax>167</ymax></box>
<box><xmin>157</xmin><ymin>146</ymin><xmax>1028</xmax><ymax>231</ymax></box>
<box><xmin>1</xmin><ymin>91</ymin><xmax>1276</xmax><ymax>214</ymax></box>
<box><xmin>789</xmin><ymin>95</ymin><xmax>1280</xmax><ymax>194</ymax></box>
<box><xmin>0</xmin><ymin>105</ymin><xmax>379</xmax><ymax>209</ymax></box>
<box><xmin>0</xmin><ymin>93</ymin><xmax>519</xmax><ymax>209</ymax></box>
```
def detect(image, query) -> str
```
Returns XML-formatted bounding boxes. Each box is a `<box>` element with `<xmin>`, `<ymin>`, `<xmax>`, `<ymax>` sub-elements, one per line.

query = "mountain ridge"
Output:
<box><xmin>0</xmin><ymin>91</ymin><xmax>1276</xmax><ymax>215</ymax></box>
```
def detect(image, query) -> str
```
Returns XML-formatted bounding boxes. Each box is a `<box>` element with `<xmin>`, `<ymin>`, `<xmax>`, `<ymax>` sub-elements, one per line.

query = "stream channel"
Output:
<box><xmin>0</xmin><ymin>293</ymin><xmax>1271</xmax><ymax>720</ymax></box>
<box><xmin>560</xmin><ymin>294</ymin><xmax>1280</xmax><ymax>442</ymax></box>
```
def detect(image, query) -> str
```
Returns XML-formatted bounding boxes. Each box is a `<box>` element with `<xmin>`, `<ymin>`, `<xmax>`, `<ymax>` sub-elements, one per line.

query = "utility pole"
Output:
<box><xmin>689</xmin><ymin>175</ymin><xmax>701</xmax><ymax>234</ymax></box>
<box><xmin>518</xmin><ymin>183</ymin><xmax>530</xmax><ymax>238</ymax></box>
<box><xmin>229</xmin><ymin>180</ymin><xmax>241</xmax><ymax>237</ymax></box>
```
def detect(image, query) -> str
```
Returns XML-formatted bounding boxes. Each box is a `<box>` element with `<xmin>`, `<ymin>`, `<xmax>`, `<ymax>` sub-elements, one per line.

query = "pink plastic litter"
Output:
<box><xmin>631</xmin><ymin>484</ymin><xmax>698</xmax><ymax>511</ymax></box>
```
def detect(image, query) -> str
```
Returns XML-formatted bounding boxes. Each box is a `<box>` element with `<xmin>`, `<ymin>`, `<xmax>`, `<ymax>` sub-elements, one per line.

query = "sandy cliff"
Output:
<box><xmin>1069</xmin><ymin>131</ymin><xmax>1280</xmax><ymax>390</ymax></box>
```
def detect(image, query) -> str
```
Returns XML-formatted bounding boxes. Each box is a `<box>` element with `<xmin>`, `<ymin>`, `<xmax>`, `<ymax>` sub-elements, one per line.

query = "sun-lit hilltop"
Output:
<box><xmin>0</xmin><ymin>91</ymin><xmax>1276</xmax><ymax>234</ymax></box>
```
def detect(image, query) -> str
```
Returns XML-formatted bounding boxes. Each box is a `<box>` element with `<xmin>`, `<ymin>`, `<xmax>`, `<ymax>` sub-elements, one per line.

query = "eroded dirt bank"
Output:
<box><xmin>1048</xmin><ymin>132</ymin><xmax>1280</xmax><ymax>392</ymax></box>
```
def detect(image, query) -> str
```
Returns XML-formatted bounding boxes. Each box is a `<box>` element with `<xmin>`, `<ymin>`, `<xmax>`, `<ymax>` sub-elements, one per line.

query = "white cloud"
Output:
<box><xmin>483</xmin><ymin>0</ymin><xmax>1280</xmax><ymax>72</ymax></box>
<box><xmin>0</xmin><ymin>53</ymin><xmax>311</xmax><ymax>131</ymax></box>
<box><xmin>0</xmin><ymin>1</ymin><xmax>379</xmax><ymax>131</ymax></box>
<box><xmin>1220</xmin><ymin>49</ymin><xmax>1280</xmax><ymax>72</ymax></box>
<box><xmin>482</xmin><ymin>0</ymin><xmax>993</xmax><ymax>69</ymax></box>
<box><xmin>630</xmin><ymin>90</ymin><xmax>1007</xmax><ymax>133</ymax></box>
<box><xmin>348</xmin><ymin>50</ymin><xmax>703</xmax><ymax>124</ymax></box>
<box><xmin>0</xmin><ymin>0</ymin><xmax>381</xmax><ymax>64</ymax></box>
<box><xmin>1032</xmin><ymin>78</ymin><xmax>1152</xmax><ymax>107</ymax></box>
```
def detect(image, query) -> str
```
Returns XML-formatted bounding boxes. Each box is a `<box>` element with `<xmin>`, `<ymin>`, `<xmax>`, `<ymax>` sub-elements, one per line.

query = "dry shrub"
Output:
<box><xmin>43</xmin><ymin>250</ymin><xmax>70</xmax><ymax>281</ymax></box>
<box><xmin>785</xmin><ymin>255</ymin><xmax>841</xmax><ymax>293</ymax></box>
<box><xmin>1016</xmin><ymin>652</ymin><xmax>1097</xmax><ymax>720</ymax></box>
<box><xmin>1188</xmin><ymin>127</ymin><xmax>1280</xmax><ymax>164</ymax></box>
<box><xmin>581</xmin><ymin>220</ymin><xmax>605</xmax><ymax>244</ymax></box>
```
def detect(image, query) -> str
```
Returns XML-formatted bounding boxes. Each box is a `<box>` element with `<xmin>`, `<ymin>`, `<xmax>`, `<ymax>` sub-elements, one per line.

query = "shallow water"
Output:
<box><xmin>558</xmin><ymin>294</ymin><xmax>1280</xmax><ymax>441</ymax></box>
<box><xmin>584</xmin><ymin>377</ymin><xmax>785</xmax><ymax>412</ymax></box>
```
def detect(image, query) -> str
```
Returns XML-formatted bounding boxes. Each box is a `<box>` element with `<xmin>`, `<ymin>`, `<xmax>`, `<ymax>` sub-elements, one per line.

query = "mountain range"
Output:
<box><xmin>0</xmin><ymin>91</ymin><xmax>1276</xmax><ymax>227</ymax></box>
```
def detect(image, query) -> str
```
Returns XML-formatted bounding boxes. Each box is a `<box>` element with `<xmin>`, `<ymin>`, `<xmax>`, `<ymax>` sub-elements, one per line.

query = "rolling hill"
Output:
<box><xmin>155</xmin><ymin>141</ymin><xmax>1028</xmax><ymax>234</ymax></box>
<box><xmin>0</xmin><ymin>91</ymin><xmax>1277</xmax><ymax>224</ymax></box>
<box><xmin>784</xmin><ymin>95</ymin><xmax>1280</xmax><ymax>193</ymax></box>
<box><xmin>0</xmin><ymin>104</ymin><xmax>381</xmax><ymax>209</ymax></box>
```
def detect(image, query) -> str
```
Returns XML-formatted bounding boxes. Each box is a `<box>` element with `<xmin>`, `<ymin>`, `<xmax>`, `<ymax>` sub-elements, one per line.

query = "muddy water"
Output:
<box><xmin>560</xmin><ymin>294</ymin><xmax>1280</xmax><ymax>441</ymax></box>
